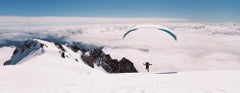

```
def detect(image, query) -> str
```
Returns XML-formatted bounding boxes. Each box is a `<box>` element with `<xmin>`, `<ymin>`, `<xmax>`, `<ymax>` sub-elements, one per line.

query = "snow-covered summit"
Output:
<box><xmin>4</xmin><ymin>39</ymin><xmax>45</xmax><ymax>65</ymax></box>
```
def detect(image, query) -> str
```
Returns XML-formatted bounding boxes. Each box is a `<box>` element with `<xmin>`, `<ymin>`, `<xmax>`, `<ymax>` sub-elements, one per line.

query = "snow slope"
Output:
<box><xmin>26</xmin><ymin>39</ymin><xmax>101</xmax><ymax>73</ymax></box>
<box><xmin>0</xmin><ymin>68</ymin><xmax>239</xmax><ymax>93</ymax></box>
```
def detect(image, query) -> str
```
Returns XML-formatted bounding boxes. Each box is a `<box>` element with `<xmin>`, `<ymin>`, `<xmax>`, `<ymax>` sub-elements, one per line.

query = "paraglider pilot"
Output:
<box><xmin>143</xmin><ymin>62</ymin><xmax>152</xmax><ymax>72</ymax></box>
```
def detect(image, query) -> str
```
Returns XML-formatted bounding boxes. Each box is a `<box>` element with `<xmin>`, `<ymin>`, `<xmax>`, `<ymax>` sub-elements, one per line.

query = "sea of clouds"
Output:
<box><xmin>0</xmin><ymin>16</ymin><xmax>240</xmax><ymax>72</ymax></box>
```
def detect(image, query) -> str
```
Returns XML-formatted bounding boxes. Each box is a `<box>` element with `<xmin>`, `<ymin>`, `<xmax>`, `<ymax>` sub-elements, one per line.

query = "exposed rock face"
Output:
<box><xmin>81</xmin><ymin>55</ymin><xmax>94</xmax><ymax>68</ymax></box>
<box><xmin>4</xmin><ymin>39</ymin><xmax>45</xmax><ymax>65</ymax></box>
<box><xmin>54</xmin><ymin>42</ymin><xmax>65</xmax><ymax>52</ymax></box>
<box><xmin>70</xmin><ymin>46</ymin><xmax>86</xmax><ymax>53</ymax></box>
<box><xmin>118</xmin><ymin>57</ymin><xmax>138</xmax><ymax>73</ymax></box>
<box><xmin>54</xmin><ymin>42</ymin><xmax>66</xmax><ymax>58</ymax></box>
<box><xmin>81</xmin><ymin>48</ymin><xmax>138</xmax><ymax>73</ymax></box>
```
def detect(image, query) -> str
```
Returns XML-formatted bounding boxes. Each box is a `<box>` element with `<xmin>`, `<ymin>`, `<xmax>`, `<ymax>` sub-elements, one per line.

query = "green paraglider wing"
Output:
<box><xmin>158</xmin><ymin>28</ymin><xmax>177</xmax><ymax>41</ymax></box>
<box><xmin>122</xmin><ymin>28</ymin><xmax>138</xmax><ymax>39</ymax></box>
<box><xmin>122</xmin><ymin>27</ymin><xmax>177</xmax><ymax>41</ymax></box>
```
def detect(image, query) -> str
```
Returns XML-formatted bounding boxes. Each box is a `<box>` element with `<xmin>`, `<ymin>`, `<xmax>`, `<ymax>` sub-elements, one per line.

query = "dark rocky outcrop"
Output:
<box><xmin>81</xmin><ymin>48</ymin><xmax>138</xmax><ymax>73</ymax></box>
<box><xmin>54</xmin><ymin>42</ymin><xmax>65</xmax><ymax>52</ymax></box>
<box><xmin>3</xmin><ymin>60</ymin><xmax>11</xmax><ymax>65</ymax></box>
<box><xmin>69</xmin><ymin>45</ymin><xmax>87</xmax><ymax>53</ymax></box>
<box><xmin>118</xmin><ymin>57</ymin><xmax>138</xmax><ymax>73</ymax></box>
<box><xmin>81</xmin><ymin>55</ymin><xmax>94</xmax><ymax>68</ymax></box>
<box><xmin>54</xmin><ymin>42</ymin><xmax>67</xmax><ymax>58</ymax></box>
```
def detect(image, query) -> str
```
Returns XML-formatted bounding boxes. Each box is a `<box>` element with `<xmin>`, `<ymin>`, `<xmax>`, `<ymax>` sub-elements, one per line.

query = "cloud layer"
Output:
<box><xmin>0</xmin><ymin>17</ymin><xmax>240</xmax><ymax>72</ymax></box>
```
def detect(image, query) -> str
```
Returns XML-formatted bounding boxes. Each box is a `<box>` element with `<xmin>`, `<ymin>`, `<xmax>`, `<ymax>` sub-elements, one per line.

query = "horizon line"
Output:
<box><xmin>0</xmin><ymin>16</ymin><xmax>239</xmax><ymax>23</ymax></box>
<box><xmin>0</xmin><ymin>16</ymin><xmax>187</xmax><ymax>23</ymax></box>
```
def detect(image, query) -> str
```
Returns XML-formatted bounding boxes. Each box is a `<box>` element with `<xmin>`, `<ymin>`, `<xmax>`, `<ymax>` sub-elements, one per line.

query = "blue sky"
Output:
<box><xmin>0</xmin><ymin>0</ymin><xmax>239</xmax><ymax>22</ymax></box>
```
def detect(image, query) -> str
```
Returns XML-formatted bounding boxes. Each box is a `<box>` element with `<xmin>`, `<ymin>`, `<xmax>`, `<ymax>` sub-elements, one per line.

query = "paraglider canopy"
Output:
<box><xmin>123</xmin><ymin>25</ymin><xmax>177</xmax><ymax>41</ymax></box>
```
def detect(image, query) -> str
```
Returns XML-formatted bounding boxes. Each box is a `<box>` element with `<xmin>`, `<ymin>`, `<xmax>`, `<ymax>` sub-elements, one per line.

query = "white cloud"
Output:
<box><xmin>0</xmin><ymin>16</ymin><xmax>240</xmax><ymax>72</ymax></box>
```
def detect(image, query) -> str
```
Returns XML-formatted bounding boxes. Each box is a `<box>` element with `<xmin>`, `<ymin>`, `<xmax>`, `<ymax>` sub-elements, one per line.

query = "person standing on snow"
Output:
<box><xmin>143</xmin><ymin>62</ymin><xmax>152</xmax><ymax>72</ymax></box>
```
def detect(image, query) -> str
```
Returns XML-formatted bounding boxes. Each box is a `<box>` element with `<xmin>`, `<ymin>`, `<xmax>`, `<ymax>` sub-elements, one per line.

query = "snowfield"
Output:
<box><xmin>1</xmin><ymin>66</ymin><xmax>239</xmax><ymax>93</ymax></box>
<box><xmin>0</xmin><ymin>17</ymin><xmax>240</xmax><ymax>93</ymax></box>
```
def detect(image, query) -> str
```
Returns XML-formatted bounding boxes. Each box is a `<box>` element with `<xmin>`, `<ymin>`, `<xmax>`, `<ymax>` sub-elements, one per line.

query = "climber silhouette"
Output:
<box><xmin>143</xmin><ymin>62</ymin><xmax>152</xmax><ymax>72</ymax></box>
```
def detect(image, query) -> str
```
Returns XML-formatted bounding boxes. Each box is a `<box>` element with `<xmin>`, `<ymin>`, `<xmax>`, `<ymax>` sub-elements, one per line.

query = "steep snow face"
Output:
<box><xmin>3</xmin><ymin>39</ymin><xmax>78</xmax><ymax>65</ymax></box>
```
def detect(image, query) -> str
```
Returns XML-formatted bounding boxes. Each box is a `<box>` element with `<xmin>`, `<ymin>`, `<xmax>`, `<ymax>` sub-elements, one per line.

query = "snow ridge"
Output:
<box><xmin>4</xmin><ymin>39</ymin><xmax>45</xmax><ymax>65</ymax></box>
